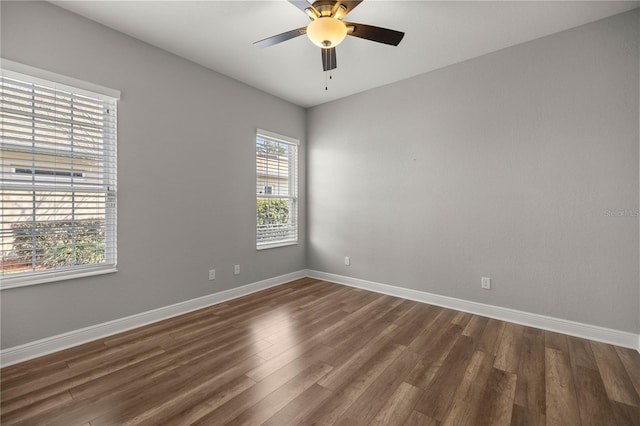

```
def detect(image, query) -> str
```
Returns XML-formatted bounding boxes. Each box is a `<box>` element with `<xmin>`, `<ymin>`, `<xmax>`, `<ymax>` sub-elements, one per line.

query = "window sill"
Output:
<box><xmin>256</xmin><ymin>241</ymin><xmax>298</xmax><ymax>251</ymax></box>
<box><xmin>1</xmin><ymin>265</ymin><xmax>117</xmax><ymax>290</ymax></box>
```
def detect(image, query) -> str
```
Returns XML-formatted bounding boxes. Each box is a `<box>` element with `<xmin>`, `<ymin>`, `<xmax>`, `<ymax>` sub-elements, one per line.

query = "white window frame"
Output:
<box><xmin>256</xmin><ymin>129</ymin><xmax>299</xmax><ymax>250</ymax></box>
<box><xmin>1</xmin><ymin>59</ymin><xmax>120</xmax><ymax>289</ymax></box>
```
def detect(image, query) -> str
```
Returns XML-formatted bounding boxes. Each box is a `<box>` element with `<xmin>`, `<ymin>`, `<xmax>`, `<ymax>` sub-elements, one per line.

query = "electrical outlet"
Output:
<box><xmin>234</xmin><ymin>264</ymin><xmax>240</xmax><ymax>275</ymax></box>
<box><xmin>481</xmin><ymin>277</ymin><xmax>491</xmax><ymax>289</ymax></box>
<box><xmin>344</xmin><ymin>256</ymin><xmax>350</xmax><ymax>266</ymax></box>
<box><xmin>208</xmin><ymin>269</ymin><xmax>215</xmax><ymax>280</ymax></box>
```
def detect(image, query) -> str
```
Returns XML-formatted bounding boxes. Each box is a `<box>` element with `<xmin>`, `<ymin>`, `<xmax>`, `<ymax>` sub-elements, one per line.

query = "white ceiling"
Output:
<box><xmin>51</xmin><ymin>1</ymin><xmax>639</xmax><ymax>108</ymax></box>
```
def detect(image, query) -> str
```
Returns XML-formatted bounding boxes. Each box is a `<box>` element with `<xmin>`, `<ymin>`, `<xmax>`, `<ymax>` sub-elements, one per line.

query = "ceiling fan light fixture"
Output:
<box><xmin>304</xmin><ymin>7</ymin><xmax>319</xmax><ymax>19</ymax></box>
<box><xmin>306</xmin><ymin>17</ymin><xmax>347</xmax><ymax>48</ymax></box>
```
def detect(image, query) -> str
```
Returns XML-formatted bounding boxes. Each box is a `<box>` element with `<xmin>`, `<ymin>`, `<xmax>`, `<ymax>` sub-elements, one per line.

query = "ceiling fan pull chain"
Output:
<box><xmin>325</xmin><ymin>71</ymin><xmax>328</xmax><ymax>91</ymax></box>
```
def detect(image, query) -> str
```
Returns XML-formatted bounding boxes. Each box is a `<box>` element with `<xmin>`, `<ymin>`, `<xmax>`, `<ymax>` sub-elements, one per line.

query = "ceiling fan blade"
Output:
<box><xmin>288</xmin><ymin>0</ymin><xmax>311</xmax><ymax>12</ymax></box>
<box><xmin>345</xmin><ymin>22</ymin><xmax>404</xmax><ymax>46</ymax></box>
<box><xmin>322</xmin><ymin>47</ymin><xmax>337</xmax><ymax>71</ymax></box>
<box><xmin>332</xmin><ymin>1</ymin><xmax>363</xmax><ymax>19</ymax></box>
<box><xmin>288</xmin><ymin>0</ymin><xmax>319</xmax><ymax>18</ymax></box>
<box><xmin>254</xmin><ymin>27</ymin><xmax>307</xmax><ymax>48</ymax></box>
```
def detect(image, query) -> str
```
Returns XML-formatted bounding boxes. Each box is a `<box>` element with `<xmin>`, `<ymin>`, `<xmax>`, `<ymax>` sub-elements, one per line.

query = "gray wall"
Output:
<box><xmin>1</xmin><ymin>1</ymin><xmax>306</xmax><ymax>348</ymax></box>
<box><xmin>307</xmin><ymin>10</ymin><xmax>640</xmax><ymax>333</ymax></box>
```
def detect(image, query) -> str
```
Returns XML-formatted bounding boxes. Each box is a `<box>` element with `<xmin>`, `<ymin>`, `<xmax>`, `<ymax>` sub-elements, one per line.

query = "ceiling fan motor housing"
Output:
<box><xmin>312</xmin><ymin>1</ymin><xmax>346</xmax><ymax>16</ymax></box>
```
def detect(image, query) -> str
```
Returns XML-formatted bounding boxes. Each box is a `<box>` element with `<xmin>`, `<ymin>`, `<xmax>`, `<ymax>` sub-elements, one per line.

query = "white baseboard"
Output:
<box><xmin>307</xmin><ymin>270</ymin><xmax>640</xmax><ymax>352</ymax></box>
<box><xmin>0</xmin><ymin>270</ymin><xmax>307</xmax><ymax>367</ymax></box>
<box><xmin>3</xmin><ymin>268</ymin><xmax>638</xmax><ymax>367</ymax></box>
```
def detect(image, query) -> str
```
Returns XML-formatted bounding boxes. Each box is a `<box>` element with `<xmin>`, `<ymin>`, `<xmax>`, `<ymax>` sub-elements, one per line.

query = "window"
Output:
<box><xmin>256</xmin><ymin>129</ymin><xmax>298</xmax><ymax>249</ymax></box>
<box><xmin>1</xmin><ymin>61</ymin><xmax>119</xmax><ymax>288</ymax></box>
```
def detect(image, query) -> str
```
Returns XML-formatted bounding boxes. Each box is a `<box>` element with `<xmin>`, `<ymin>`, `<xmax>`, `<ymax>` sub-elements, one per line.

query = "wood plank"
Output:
<box><xmin>254</xmin><ymin>308</ymin><xmax>350</xmax><ymax>360</ymax></box>
<box><xmin>16</xmin><ymin>340</ymin><xmax>114</xmax><ymax>371</ymax></box>
<box><xmin>440</xmin><ymin>350</ymin><xmax>493</xmax><ymax>425</ymax></box>
<box><xmin>17</xmin><ymin>369</ymin><xmax>184</xmax><ymax>426</ymax></box>
<box><xmin>403</xmin><ymin>410</ymin><xmax>439</xmax><ymax>426</ymax></box>
<box><xmin>590</xmin><ymin>341</ymin><xmax>640</xmax><ymax>407</ymax></box>
<box><xmin>510</xmin><ymin>404</ymin><xmax>545</xmax><ymax>426</ymax></box>
<box><xmin>297</xmin><ymin>283</ymin><xmax>350</xmax><ymax>309</ymax></box>
<box><xmin>341</xmin><ymin>290</ymin><xmax>383</xmax><ymax>313</ymax></box>
<box><xmin>616</xmin><ymin>345</ymin><xmax>640</xmax><ymax>397</ymax></box>
<box><xmin>246</xmin><ymin>341</ymin><xmax>334</xmax><ymax>382</ymax></box>
<box><xmin>88</xmin><ymin>354</ymin><xmax>265</xmax><ymax>426</ymax></box>
<box><xmin>226</xmin><ymin>362</ymin><xmax>333</xmax><ymax>426</ymax></box>
<box><xmin>297</xmin><ymin>343</ymin><xmax>407</xmax><ymax>425</ymax></box>
<box><xmin>1</xmin><ymin>358</ymin><xmax>72</xmax><ymax>387</ymax></box>
<box><xmin>477</xmin><ymin>318</ymin><xmax>506</xmax><ymax>356</ymax></box>
<box><xmin>113</xmin><ymin>359</ymin><xmax>263</xmax><ymax>425</ymax></box>
<box><xmin>494</xmin><ymin>322</ymin><xmax>524</xmax><ymax>373</ymax></box>
<box><xmin>1</xmin><ymin>346</ymin><xmax>166</xmax><ymax>412</ymax></box>
<box><xmin>572</xmin><ymin>364</ymin><xmax>617</xmax><ymax>426</ymax></box>
<box><xmin>160</xmin><ymin>375</ymin><xmax>257</xmax><ymax>426</ymax></box>
<box><xmin>405</xmin><ymin>315</ymin><xmax>464</xmax><ymax>390</ymax></box>
<box><xmin>317</xmin><ymin>322</ymin><xmax>398</xmax><ymax>390</ymax></box>
<box><xmin>406</xmin><ymin>308</ymin><xmax>458</xmax><ymax>360</ymax></box>
<box><xmin>189</xmin><ymin>342</ymin><xmax>340</xmax><ymax>425</ymax></box>
<box><xmin>379</xmin><ymin>299</ymin><xmax>419</xmax><ymax>324</ymax></box>
<box><xmin>567</xmin><ymin>335</ymin><xmax>598</xmax><ymax>371</ymax></box>
<box><xmin>545</xmin><ymin>347</ymin><xmax>581</xmax><ymax>425</ymax></box>
<box><xmin>256</xmin><ymin>291</ymin><xmax>395</xmax><ymax>363</ymax></box>
<box><xmin>451</xmin><ymin>311</ymin><xmax>473</xmax><ymax>328</ymax></box>
<box><xmin>413</xmin><ymin>336</ymin><xmax>476</xmax><ymax>421</ymax></box>
<box><xmin>69</xmin><ymin>333</ymin><xmax>270</xmax><ymax>401</ymax></box>
<box><xmin>0</xmin><ymin>390</ymin><xmax>73</xmax><ymax>425</ymax></box>
<box><xmin>462</xmin><ymin>315</ymin><xmax>489</xmax><ymax>339</ymax></box>
<box><xmin>255</xmin><ymin>292</ymin><xmax>350</xmax><ymax>338</ymax></box>
<box><xmin>610</xmin><ymin>401</ymin><xmax>640</xmax><ymax>426</ymax></box>
<box><xmin>391</xmin><ymin>303</ymin><xmax>441</xmax><ymax>346</ymax></box>
<box><xmin>252</xmin><ymin>301</ymin><xmax>338</xmax><ymax>343</ymax></box>
<box><xmin>261</xmin><ymin>383</ymin><xmax>333</xmax><ymax>426</ymax></box>
<box><xmin>101</xmin><ymin>309</ymin><xmax>217</xmax><ymax>347</ymax></box>
<box><xmin>369</xmin><ymin>382</ymin><xmax>423</xmax><ymax>426</ymax></box>
<box><xmin>473</xmin><ymin>368</ymin><xmax>517</xmax><ymax>426</ymax></box>
<box><xmin>320</xmin><ymin>317</ymin><xmax>397</xmax><ymax>366</ymax></box>
<box><xmin>513</xmin><ymin>327</ymin><xmax>545</xmax><ymax>415</ymax></box>
<box><xmin>325</xmin><ymin>295</ymin><xmax>416</xmax><ymax>349</ymax></box>
<box><xmin>544</xmin><ymin>330</ymin><xmax>568</xmax><ymax>353</ymax></box>
<box><xmin>333</xmin><ymin>349</ymin><xmax>422</xmax><ymax>425</ymax></box>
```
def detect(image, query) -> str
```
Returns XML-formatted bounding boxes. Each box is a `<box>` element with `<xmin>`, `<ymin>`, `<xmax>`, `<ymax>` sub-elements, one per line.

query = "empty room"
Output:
<box><xmin>1</xmin><ymin>0</ymin><xmax>639</xmax><ymax>425</ymax></box>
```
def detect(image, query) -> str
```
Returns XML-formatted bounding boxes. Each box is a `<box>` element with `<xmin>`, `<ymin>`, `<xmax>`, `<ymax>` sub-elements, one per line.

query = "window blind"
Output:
<box><xmin>256</xmin><ymin>130</ymin><xmax>298</xmax><ymax>248</ymax></box>
<box><xmin>1</xmin><ymin>69</ymin><xmax>118</xmax><ymax>287</ymax></box>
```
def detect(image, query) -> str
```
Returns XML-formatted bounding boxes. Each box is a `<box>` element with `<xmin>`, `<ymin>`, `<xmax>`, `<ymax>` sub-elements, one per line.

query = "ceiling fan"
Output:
<box><xmin>254</xmin><ymin>0</ymin><xmax>405</xmax><ymax>72</ymax></box>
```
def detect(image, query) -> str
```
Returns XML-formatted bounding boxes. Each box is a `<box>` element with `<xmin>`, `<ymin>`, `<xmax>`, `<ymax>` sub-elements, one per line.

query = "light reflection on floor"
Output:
<box><xmin>248</xmin><ymin>306</ymin><xmax>308</xmax><ymax>362</ymax></box>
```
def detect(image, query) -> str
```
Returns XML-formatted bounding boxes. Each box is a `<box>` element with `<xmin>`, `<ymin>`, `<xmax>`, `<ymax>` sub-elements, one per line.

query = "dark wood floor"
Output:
<box><xmin>1</xmin><ymin>278</ymin><xmax>639</xmax><ymax>425</ymax></box>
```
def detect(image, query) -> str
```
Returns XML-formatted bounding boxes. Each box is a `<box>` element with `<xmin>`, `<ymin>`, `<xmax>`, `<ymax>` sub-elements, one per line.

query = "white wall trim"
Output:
<box><xmin>0</xmin><ymin>270</ymin><xmax>307</xmax><ymax>367</ymax></box>
<box><xmin>307</xmin><ymin>270</ymin><xmax>640</xmax><ymax>352</ymax></box>
<box><xmin>3</xmin><ymin>268</ymin><xmax>638</xmax><ymax>367</ymax></box>
<box><xmin>1</xmin><ymin>58</ymin><xmax>121</xmax><ymax>100</ymax></box>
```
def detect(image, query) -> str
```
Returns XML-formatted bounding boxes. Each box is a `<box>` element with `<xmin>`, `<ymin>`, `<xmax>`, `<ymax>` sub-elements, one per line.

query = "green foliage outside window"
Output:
<box><xmin>257</xmin><ymin>198</ymin><xmax>291</xmax><ymax>242</ymax></box>
<box><xmin>257</xmin><ymin>198</ymin><xmax>289</xmax><ymax>225</ymax></box>
<box><xmin>257</xmin><ymin>139</ymin><xmax>287</xmax><ymax>157</ymax></box>
<box><xmin>11</xmin><ymin>220</ymin><xmax>105</xmax><ymax>270</ymax></box>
